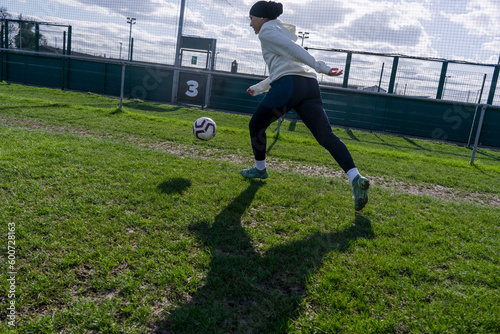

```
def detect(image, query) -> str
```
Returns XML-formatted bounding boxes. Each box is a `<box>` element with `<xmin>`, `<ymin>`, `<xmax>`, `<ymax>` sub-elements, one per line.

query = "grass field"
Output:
<box><xmin>1</xmin><ymin>82</ymin><xmax>499</xmax><ymax>333</ymax></box>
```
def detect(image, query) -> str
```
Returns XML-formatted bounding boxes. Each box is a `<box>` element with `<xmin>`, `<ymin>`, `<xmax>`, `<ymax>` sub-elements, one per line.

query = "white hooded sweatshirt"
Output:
<box><xmin>248</xmin><ymin>19</ymin><xmax>331</xmax><ymax>96</ymax></box>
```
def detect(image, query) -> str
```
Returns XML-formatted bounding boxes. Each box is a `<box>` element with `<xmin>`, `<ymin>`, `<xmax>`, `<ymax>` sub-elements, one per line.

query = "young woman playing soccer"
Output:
<box><xmin>241</xmin><ymin>0</ymin><xmax>370</xmax><ymax>211</ymax></box>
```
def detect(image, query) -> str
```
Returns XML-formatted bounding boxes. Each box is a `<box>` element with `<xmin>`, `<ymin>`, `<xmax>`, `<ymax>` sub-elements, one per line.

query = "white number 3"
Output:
<box><xmin>186</xmin><ymin>80</ymin><xmax>199</xmax><ymax>97</ymax></box>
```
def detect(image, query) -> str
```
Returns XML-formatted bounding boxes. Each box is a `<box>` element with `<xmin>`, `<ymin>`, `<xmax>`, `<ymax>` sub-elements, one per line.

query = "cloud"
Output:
<box><xmin>442</xmin><ymin>0</ymin><xmax>500</xmax><ymax>36</ymax></box>
<box><xmin>483</xmin><ymin>37</ymin><xmax>500</xmax><ymax>52</ymax></box>
<box><xmin>50</xmin><ymin>0</ymin><xmax>114</xmax><ymax>17</ymax></box>
<box><xmin>286</xmin><ymin>0</ymin><xmax>436</xmax><ymax>57</ymax></box>
<box><xmin>3</xmin><ymin>0</ymin><xmax>495</xmax><ymax>66</ymax></box>
<box><xmin>334</xmin><ymin>0</ymin><xmax>430</xmax><ymax>45</ymax></box>
<box><xmin>337</xmin><ymin>11</ymin><xmax>422</xmax><ymax>46</ymax></box>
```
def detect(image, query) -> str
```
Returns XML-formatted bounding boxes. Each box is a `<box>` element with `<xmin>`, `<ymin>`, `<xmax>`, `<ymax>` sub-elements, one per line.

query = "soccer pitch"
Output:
<box><xmin>1</xmin><ymin>83</ymin><xmax>499</xmax><ymax>333</ymax></box>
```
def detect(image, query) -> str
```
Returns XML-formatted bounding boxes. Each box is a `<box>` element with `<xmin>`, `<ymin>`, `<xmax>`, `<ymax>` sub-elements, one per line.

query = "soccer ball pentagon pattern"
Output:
<box><xmin>193</xmin><ymin>117</ymin><xmax>217</xmax><ymax>141</ymax></box>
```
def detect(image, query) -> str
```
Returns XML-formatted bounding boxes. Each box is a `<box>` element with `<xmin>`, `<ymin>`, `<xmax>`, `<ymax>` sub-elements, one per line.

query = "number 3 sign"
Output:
<box><xmin>178</xmin><ymin>72</ymin><xmax>207</xmax><ymax>105</ymax></box>
<box><xmin>185</xmin><ymin>80</ymin><xmax>199</xmax><ymax>97</ymax></box>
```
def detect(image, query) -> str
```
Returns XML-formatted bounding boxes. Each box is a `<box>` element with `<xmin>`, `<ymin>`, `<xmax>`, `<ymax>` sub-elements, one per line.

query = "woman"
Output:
<box><xmin>241</xmin><ymin>0</ymin><xmax>370</xmax><ymax>211</ymax></box>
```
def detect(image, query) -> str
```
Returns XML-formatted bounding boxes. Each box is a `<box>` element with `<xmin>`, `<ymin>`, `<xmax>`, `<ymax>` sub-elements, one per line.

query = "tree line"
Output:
<box><xmin>1</xmin><ymin>7</ymin><xmax>47</xmax><ymax>50</ymax></box>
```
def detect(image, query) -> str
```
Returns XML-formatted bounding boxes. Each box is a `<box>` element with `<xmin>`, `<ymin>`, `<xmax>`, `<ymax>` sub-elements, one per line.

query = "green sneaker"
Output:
<box><xmin>240</xmin><ymin>166</ymin><xmax>269</xmax><ymax>179</ymax></box>
<box><xmin>352</xmin><ymin>175</ymin><xmax>370</xmax><ymax>211</ymax></box>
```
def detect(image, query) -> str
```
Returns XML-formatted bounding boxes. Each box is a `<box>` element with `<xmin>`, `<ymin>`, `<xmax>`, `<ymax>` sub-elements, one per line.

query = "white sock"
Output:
<box><xmin>255</xmin><ymin>159</ymin><xmax>266</xmax><ymax>171</ymax></box>
<box><xmin>346</xmin><ymin>168</ymin><xmax>360</xmax><ymax>184</ymax></box>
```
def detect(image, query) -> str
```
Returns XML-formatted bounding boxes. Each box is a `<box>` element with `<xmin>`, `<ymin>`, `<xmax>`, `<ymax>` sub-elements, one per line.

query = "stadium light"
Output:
<box><xmin>298</xmin><ymin>31</ymin><xmax>309</xmax><ymax>47</ymax></box>
<box><xmin>127</xmin><ymin>17</ymin><xmax>136</xmax><ymax>61</ymax></box>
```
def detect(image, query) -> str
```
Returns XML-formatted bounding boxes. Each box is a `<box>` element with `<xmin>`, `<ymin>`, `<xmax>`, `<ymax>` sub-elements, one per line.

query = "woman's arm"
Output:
<box><xmin>259</xmin><ymin>26</ymin><xmax>343</xmax><ymax>76</ymax></box>
<box><xmin>247</xmin><ymin>77</ymin><xmax>271</xmax><ymax>96</ymax></box>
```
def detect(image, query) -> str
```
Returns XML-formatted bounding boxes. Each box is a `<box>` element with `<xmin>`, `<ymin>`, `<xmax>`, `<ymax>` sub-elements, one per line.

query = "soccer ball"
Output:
<box><xmin>193</xmin><ymin>117</ymin><xmax>217</xmax><ymax>141</ymax></box>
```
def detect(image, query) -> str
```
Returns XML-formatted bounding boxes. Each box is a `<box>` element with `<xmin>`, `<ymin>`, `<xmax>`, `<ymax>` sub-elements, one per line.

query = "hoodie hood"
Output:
<box><xmin>268</xmin><ymin>19</ymin><xmax>298</xmax><ymax>42</ymax></box>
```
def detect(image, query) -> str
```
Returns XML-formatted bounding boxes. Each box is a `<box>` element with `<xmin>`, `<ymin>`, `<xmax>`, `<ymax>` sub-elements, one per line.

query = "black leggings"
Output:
<box><xmin>249</xmin><ymin>75</ymin><xmax>355</xmax><ymax>173</ymax></box>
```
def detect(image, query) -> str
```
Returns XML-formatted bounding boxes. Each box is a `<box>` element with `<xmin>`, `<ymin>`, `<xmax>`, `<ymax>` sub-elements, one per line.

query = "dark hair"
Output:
<box><xmin>249</xmin><ymin>1</ymin><xmax>283</xmax><ymax>20</ymax></box>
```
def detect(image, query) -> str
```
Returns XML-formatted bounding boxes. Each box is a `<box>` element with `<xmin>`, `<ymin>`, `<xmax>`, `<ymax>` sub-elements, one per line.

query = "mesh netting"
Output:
<box><xmin>1</xmin><ymin>0</ymin><xmax>499</xmax><ymax>104</ymax></box>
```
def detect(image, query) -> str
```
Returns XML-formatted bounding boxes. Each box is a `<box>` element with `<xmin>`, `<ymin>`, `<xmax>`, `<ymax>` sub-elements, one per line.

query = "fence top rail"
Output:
<box><xmin>0</xmin><ymin>47</ymin><xmax>264</xmax><ymax>80</ymax></box>
<box><xmin>305</xmin><ymin>47</ymin><xmax>500</xmax><ymax>68</ymax></box>
<box><xmin>0</xmin><ymin>19</ymin><xmax>70</xmax><ymax>28</ymax></box>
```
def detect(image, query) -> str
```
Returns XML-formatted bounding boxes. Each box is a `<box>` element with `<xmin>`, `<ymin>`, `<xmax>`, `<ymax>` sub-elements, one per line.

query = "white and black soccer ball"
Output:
<box><xmin>192</xmin><ymin>117</ymin><xmax>217</xmax><ymax>141</ymax></box>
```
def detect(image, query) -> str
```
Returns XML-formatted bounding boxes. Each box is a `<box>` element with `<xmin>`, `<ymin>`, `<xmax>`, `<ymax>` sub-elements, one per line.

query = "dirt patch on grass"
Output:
<box><xmin>1</xmin><ymin>116</ymin><xmax>499</xmax><ymax>207</ymax></box>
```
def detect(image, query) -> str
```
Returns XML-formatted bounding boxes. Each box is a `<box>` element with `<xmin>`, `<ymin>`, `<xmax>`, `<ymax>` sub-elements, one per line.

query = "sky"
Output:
<box><xmin>2</xmin><ymin>0</ymin><xmax>500</xmax><ymax>101</ymax></box>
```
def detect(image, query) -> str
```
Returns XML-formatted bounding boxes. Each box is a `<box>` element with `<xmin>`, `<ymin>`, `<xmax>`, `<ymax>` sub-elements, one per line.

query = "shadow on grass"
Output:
<box><xmin>124</xmin><ymin>100</ymin><xmax>186</xmax><ymax>113</ymax></box>
<box><xmin>346</xmin><ymin>129</ymin><xmax>359</xmax><ymax>141</ymax></box>
<box><xmin>0</xmin><ymin>104</ymin><xmax>71</xmax><ymax>111</ymax></box>
<box><xmin>403</xmin><ymin>137</ymin><xmax>430</xmax><ymax>151</ymax></box>
<box><xmin>157</xmin><ymin>178</ymin><xmax>192</xmax><ymax>195</ymax></box>
<box><xmin>474</xmin><ymin>147</ymin><xmax>500</xmax><ymax>160</ymax></box>
<box><xmin>156</xmin><ymin>180</ymin><xmax>374</xmax><ymax>334</ymax></box>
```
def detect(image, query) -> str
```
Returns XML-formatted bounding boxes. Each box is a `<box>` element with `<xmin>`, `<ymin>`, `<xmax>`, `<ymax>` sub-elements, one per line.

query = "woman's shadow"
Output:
<box><xmin>156</xmin><ymin>180</ymin><xmax>374</xmax><ymax>334</ymax></box>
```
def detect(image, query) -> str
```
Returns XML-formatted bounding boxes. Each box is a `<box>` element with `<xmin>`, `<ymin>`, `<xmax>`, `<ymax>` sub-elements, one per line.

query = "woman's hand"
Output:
<box><xmin>328</xmin><ymin>68</ymin><xmax>344</xmax><ymax>76</ymax></box>
<box><xmin>247</xmin><ymin>88</ymin><xmax>255</xmax><ymax>96</ymax></box>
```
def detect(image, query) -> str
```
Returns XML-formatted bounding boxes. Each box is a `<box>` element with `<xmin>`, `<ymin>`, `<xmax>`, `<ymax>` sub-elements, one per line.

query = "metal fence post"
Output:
<box><xmin>129</xmin><ymin>38</ymin><xmax>134</xmax><ymax>62</ymax></box>
<box><xmin>63</xmin><ymin>31</ymin><xmax>66</xmax><ymax>55</ymax></box>
<box><xmin>0</xmin><ymin>47</ymin><xmax>3</xmax><ymax>81</ymax></box>
<box><xmin>204</xmin><ymin>41</ymin><xmax>216</xmax><ymax>109</ymax></box>
<box><xmin>0</xmin><ymin>21</ymin><xmax>5</xmax><ymax>81</ymax></box>
<box><xmin>4</xmin><ymin>20</ymin><xmax>8</xmax><ymax>49</ymax></box>
<box><xmin>35</xmin><ymin>23</ymin><xmax>39</xmax><ymax>52</ymax></box>
<box><xmin>388</xmin><ymin>56</ymin><xmax>399</xmax><ymax>94</ymax></box>
<box><xmin>377</xmin><ymin>62</ymin><xmax>384</xmax><ymax>92</ymax></box>
<box><xmin>342</xmin><ymin>51</ymin><xmax>352</xmax><ymax>88</ymax></box>
<box><xmin>436</xmin><ymin>61</ymin><xmax>448</xmax><ymax>99</ymax></box>
<box><xmin>470</xmin><ymin>104</ymin><xmax>487</xmax><ymax>165</ymax></box>
<box><xmin>67</xmin><ymin>25</ymin><xmax>72</xmax><ymax>55</ymax></box>
<box><xmin>119</xmin><ymin>63</ymin><xmax>126</xmax><ymax>109</ymax></box>
<box><xmin>467</xmin><ymin>73</ymin><xmax>487</xmax><ymax>147</ymax></box>
<box><xmin>486</xmin><ymin>65</ymin><xmax>499</xmax><ymax>105</ymax></box>
<box><xmin>171</xmin><ymin>0</ymin><xmax>186</xmax><ymax>104</ymax></box>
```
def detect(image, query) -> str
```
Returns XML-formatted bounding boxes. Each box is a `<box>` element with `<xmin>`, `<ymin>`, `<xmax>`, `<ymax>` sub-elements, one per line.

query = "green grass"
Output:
<box><xmin>0</xmin><ymin>82</ymin><xmax>499</xmax><ymax>333</ymax></box>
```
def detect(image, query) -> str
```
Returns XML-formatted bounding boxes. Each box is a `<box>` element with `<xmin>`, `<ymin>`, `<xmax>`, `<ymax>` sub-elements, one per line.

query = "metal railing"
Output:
<box><xmin>306</xmin><ymin>47</ymin><xmax>500</xmax><ymax>106</ymax></box>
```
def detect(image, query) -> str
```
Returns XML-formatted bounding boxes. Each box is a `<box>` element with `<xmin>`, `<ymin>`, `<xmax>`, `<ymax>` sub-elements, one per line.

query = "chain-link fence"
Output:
<box><xmin>1</xmin><ymin>1</ymin><xmax>499</xmax><ymax>105</ymax></box>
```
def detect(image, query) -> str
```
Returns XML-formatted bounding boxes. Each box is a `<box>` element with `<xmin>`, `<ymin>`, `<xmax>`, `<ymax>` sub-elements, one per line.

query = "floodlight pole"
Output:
<box><xmin>298</xmin><ymin>31</ymin><xmax>309</xmax><ymax>47</ymax></box>
<box><xmin>127</xmin><ymin>17</ymin><xmax>136</xmax><ymax>61</ymax></box>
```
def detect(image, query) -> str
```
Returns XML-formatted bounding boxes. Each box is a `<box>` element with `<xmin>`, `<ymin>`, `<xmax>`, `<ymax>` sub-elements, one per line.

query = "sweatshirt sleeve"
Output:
<box><xmin>259</xmin><ymin>26</ymin><xmax>331</xmax><ymax>74</ymax></box>
<box><xmin>248</xmin><ymin>77</ymin><xmax>271</xmax><ymax>96</ymax></box>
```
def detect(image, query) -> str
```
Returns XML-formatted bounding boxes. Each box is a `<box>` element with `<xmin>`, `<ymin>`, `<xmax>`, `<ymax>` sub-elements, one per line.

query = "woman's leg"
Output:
<box><xmin>293</xmin><ymin>77</ymin><xmax>370</xmax><ymax>210</ymax></box>
<box><xmin>248</xmin><ymin>76</ymin><xmax>294</xmax><ymax>161</ymax></box>
<box><xmin>296</xmin><ymin>99</ymin><xmax>355</xmax><ymax>172</ymax></box>
<box><xmin>249</xmin><ymin>104</ymin><xmax>286</xmax><ymax>161</ymax></box>
<box><xmin>293</xmin><ymin>77</ymin><xmax>355</xmax><ymax>173</ymax></box>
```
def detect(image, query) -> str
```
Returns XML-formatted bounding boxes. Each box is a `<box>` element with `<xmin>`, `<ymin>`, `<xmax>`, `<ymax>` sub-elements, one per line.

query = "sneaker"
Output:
<box><xmin>240</xmin><ymin>166</ymin><xmax>269</xmax><ymax>179</ymax></box>
<box><xmin>352</xmin><ymin>175</ymin><xmax>370</xmax><ymax>211</ymax></box>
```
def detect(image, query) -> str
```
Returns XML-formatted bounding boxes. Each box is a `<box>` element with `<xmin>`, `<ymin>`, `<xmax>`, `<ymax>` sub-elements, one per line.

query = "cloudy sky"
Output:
<box><xmin>2</xmin><ymin>0</ymin><xmax>499</xmax><ymax>100</ymax></box>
